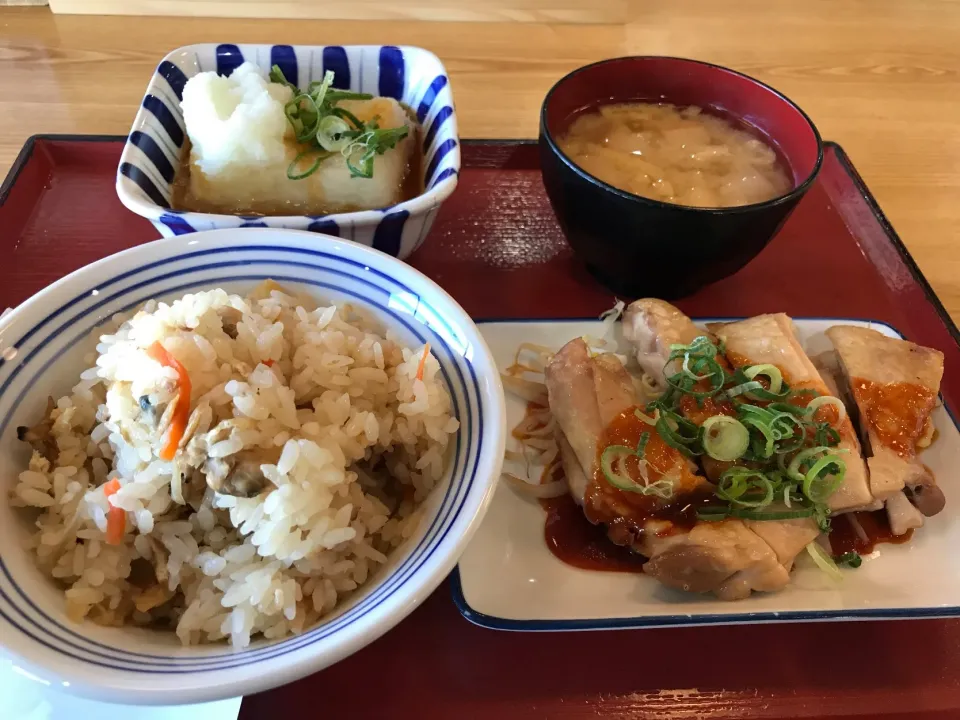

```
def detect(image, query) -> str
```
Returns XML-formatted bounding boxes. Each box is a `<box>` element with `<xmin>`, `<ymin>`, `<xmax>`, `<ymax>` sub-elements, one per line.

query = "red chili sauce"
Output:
<box><xmin>850</xmin><ymin>378</ymin><xmax>937</xmax><ymax>457</ymax></box>
<box><xmin>539</xmin><ymin>405</ymin><xmax>718</xmax><ymax>572</ymax></box>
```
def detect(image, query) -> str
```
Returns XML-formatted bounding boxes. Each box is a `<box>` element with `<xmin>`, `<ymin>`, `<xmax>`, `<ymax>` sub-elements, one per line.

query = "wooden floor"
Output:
<box><xmin>1</xmin><ymin>2</ymin><xmax>959</xmax><ymax>321</ymax></box>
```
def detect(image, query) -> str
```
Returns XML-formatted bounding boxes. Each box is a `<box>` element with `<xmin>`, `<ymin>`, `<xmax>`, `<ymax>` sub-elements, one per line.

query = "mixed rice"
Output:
<box><xmin>11</xmin><ymin>282</ymin><xmax>459</xmax><ymax>648</ymax></box>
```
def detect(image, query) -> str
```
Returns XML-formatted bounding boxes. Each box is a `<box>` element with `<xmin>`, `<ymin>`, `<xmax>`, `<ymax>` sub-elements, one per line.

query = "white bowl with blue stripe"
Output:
<box><xmin>116</xmin><ymin>44</ymin><xmax>460</xmax><ymax>259</ymax></box>
<box><xmin>0</xmin><ymin>228</ymin><xmax>504</xmax><ymax>705</ymax></box>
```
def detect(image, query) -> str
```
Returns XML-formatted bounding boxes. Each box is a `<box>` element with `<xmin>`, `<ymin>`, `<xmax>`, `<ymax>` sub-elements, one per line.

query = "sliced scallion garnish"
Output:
<box><xmin>806</xmin><ymin>541</ymin><xmax>843</xmax><ymax>580</ymax></box>
<box><xmin>287</xmin><ymin>149</ymin><xmax>330</xmax><ymax>180</ymax></box>
<box><xmin>640</xmin><ymin>336</ymin><xmax>853</xmax><ymax>527</ymax></box>
<box><xmin>316</xmin><ymin>115</ymin><xmax>352</xmax><ymax>151</ymax></box>
<box><xmin>634</xmin><ymin>407</ymin><xmax>659</xmax><ymax>426</ymax></box>
<box><xmin>701</xmin><ymin>415</ymin><xmax>749</xmax><ymax>462</ymax></box>
<box><xmin>801</xmin><ymin>454</ymin><xmax>846</xmax><ymax>503</ymax></box>
<box><xmin>744</xmin><ymin>364</ymin><xmax>783</xmax><ymax>394</ymax></box>
<box><xmin>716</xmin><ymin>467</ymin><xmax>774</xmax><ymax>508</ymax></box>
<box><xmin>806</xmin><ymin>395</ymin><xmax>847</xmax><ymax>424</ymax></box>
<box><xmin>697</xmin><ymin>506</ymin><xmax>817</xmax><ymax>522</ymax></box>
<box><xmin>655</xmin><ymin>410</ymin><xmax>702</xmax><ymax>457</ymax></box>
<box><xmin>599</xmin><ymin>444</ymin><xmax>674</xmax><ymax>498</ymax></box>
<box><xmin>835</xmin><ymin>551</ymin><xmax>862</xmax><ymax>568</ymax></box>
<box><xmin>271</xmin><ymin>66</ymin><xmax>410</xmax><ymax>182</ymax></box>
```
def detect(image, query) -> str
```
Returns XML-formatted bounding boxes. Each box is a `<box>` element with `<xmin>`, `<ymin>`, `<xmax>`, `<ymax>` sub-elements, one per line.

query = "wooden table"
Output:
<box><xmin>1</xmin><ymin>1</ymin><xmax>959</xmax><ymax>321</ymax></box>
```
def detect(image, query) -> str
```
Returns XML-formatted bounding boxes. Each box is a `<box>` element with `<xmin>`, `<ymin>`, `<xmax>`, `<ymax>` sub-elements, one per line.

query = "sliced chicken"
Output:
<box><xmin>708</xmin><ymin>314</ymin><xmax>874</xmax><ymax>512</ymax></box>
<box><xmin>544</xmin><ymin>338</ymin><xmax>641</xmax><ymax>507</ymax></box>
<box><xmin>642</xmin><ymin>520</ymin><xmax>790</xmax><ymax>600</ymax></box>
<box><xmin>624</xmin><ymin>299</ymin><xmax>820</xmax><ymax>568</ymax></box>
<box><xmin>623</xmin><ymin>298</ymin><xmax>733</xmax><ymax>429</ymax></box>
<box><xmin>825</xmin><ymin>325</ymin><xmax>945</xmax><ymax>516</ymax></box>
<box><xmin>544</xmin><ymin>337</ymin><xmax>704</xmax><ymax>551</ymax></box>
<box><xmin>623</xmin><ymin>299</ymin><xmax>702</xmax><ymax>390</ymax></box>
<box><xmin>545</xmin><ymin>336</ymin><xmax>792</xmax><ymax>600</ymax></box>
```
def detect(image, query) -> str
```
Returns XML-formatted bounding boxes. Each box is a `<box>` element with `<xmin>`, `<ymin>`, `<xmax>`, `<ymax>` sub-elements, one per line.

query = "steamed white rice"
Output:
<box><xmin>11</xmin><ymin>282</ymin><xmax>459</xmax><ymax>648</ymax></box>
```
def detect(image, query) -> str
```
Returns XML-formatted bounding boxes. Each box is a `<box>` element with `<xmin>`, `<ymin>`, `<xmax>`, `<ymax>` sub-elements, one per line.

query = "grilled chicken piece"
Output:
<box><xmin>623</xmin><ymin>299</ymin><xmax>701</xmax><ymax>391</ymax></box>
<box><xmin>544</xmin><ymin>338</ymin><xmax>642</xmax><ymax>506</ymax></box>
<box><xmin>708</xmin><ymin>314</ymin><xmax>874</xmax><ymax>512</ymax></box>
<box><xmin>624</xmin><ymin>298</ymin><xmax>736</xmax><ymax>465</ymax></box>
<box><xmin>545</xmin><ymin>336</ymin><xmax>791</xmax><ymax>600</ymax></box>
<box><xmin>624</xmin><ymin>299</ymin><xmax>820</xmax><ymax>567</ymax></box>
<box><xmin>825</xmin><ymin>326</ymin><xmax>945</xmax><ymax>516</ymax></box>
<box><xmin>545</xmin><ymin>337</ymin><xmax>704</xmax><ymax>550</ymax></box>
<box><xmin>643</xmin><ymin>521</ymin><xmax>790</xmax><ymax>600</ymax></box>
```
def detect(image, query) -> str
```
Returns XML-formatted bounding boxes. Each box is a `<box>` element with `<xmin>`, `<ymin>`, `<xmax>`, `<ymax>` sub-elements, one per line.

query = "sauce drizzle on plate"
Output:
<box><xmin>540</xmin><ymin>494</ymin><xmax>647</xmax><ymax>573</ymax></box>
<box><xmin>829</xmin><ymin>510</ymin><xmax>914</xmax><ymax>556</ymax></box>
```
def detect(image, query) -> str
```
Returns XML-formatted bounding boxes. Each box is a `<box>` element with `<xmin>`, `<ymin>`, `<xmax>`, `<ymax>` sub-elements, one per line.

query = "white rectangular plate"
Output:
<box><xmin>454</xmin><ymin>318</ymin><xmax>960</xmax><ymax>630</ymax></box>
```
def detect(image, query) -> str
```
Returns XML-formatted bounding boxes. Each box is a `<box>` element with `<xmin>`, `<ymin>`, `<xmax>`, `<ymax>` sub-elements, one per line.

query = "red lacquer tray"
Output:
<box><xmin>2</xmin><ymin>137</ymin><xmax>960</xmax><ymax>719</ymax></box>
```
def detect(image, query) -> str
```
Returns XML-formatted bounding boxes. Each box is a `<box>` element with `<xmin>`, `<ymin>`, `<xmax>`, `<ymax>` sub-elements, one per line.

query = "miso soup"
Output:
<box><xmin>557</xmin><ymin>103</ymin><xmax>792</xmax><ymax>208</ymax></box>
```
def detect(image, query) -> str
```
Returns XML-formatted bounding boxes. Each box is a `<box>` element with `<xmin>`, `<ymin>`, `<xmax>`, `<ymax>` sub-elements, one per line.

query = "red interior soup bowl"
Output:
<box><xmin>539</xmin><ymin>56</ymin><xmax>823</xmax><ymax>299</ymax></box>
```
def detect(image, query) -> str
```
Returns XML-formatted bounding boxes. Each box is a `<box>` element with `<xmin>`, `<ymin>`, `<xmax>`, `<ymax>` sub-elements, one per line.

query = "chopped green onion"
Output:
<box><xmin>770</xmin><ymin>413</ymin><xmax>806</xmax><ymax>453</ymax></box>
<box><xmin>663</xmin><ymin>337</ymin><xmax>727</xmax><ymax>398</ymax></box>
<box><xmin>310</xmin><ymin>70</ymin><xmax>335</xmax><ymax>107</ymax></box>
<box><xmin>634</xmin><ymin>408</ymin><xmax>659</xmax><ymax>426</ymax></box>
<box><xmin>324</xmin><ymin>89</ymin><xmax>374</xmax><ymax>104</ymax></box>
<box><xmin>286</xmin><ymin>150</ymin><xmax>329</xmax><ymax>180</ymax></box>
<box><xmin>806</xmin><ymin>395</ymin><xmax>847</xmax><ymax>424</ymax></box>
<box><xmin>726</xmin><ymin>380</ymin><xmax>764</xmax><ymax>399</ymax></box>
<box><xmin>682</xmin><ymin>353</ymin><xmax>712</xmax><ymax>380</ymax></box>
<box><xmin>813</xmin><ymin>421</ymin><xmax>842</xmax><ymax>447</ymax></box>
<box><xmin>698</xmin><ymin>506</ymin><xmax>816</xmax><ymax>522</ymax></box>
<box><xmin>744</xmin><ymin>364</ymin><xmax>783</xmax><ymax>394</ymax></box>
<box><xmin>331</xmin><ymin>105</ymin><xmax>366</xmax><ymax>131</ymax></box>
<box><xmin>835</xmin><ymin>551</ymin><xmax>862</xmax><ymax>568</ymax></box>
<box><xmin>768</xmin><ymin>402</ymin><xmax>807</xmax><ymax>417</ymax></box>
<box><xmin>270</xmin><ymin>64</ymin><xmax>299</xmax><ymax>94</ymax></box>
<box><xmin>814</xmin><ymin>505</ymin><xmax>832</xmax><ymax>532</ymax></box>
<box><xmin>600</xmin><ymin>445</ymin><xmax>636</xmax><ymax>491</ymax></box>
<box><xmin>786</xmin><ymin>446</ymin><xmax>834</xmax><ymax>482</ymax></box>
<box><xmin>269</xmin><ymin>67</ymin><xmax>409</xmax><ymax>182</ymax></box>
<box><xmin>801</xmin><ymin>454</ymin><xmax>846</xmax><ymax>503</ymax></box>
<box><xmin>316</xmin><ymin>115</ymin><xmax>352</xmax><ymax>151</ymax></box>
<box><xmin>717</xmin><ymin>467</ymin><xmax>774</xmax><ymax>508</ymax></box>
<box><xmin>636</xmin><ymin>431</ymin><xmax>650</xmax><ymax>457</ymax></box>
<box><xmin>738</xmin><ymin>406</ymin><xmax>778</xmax><ymax>458</ymax></box>
<box><xmin>669</xmin><ymin>336</ymin><xmax>719</xmax><ymax>358</ymax></box>
<box><xmin>655</xmin><ymin>411</ymin><xmax>701</xmax><ymax>457</ymax></box>
<box><xmin>806</xmin><ymin>542</ymin><xmax>843</xmax><ymax>580</ymax></box>
<box><xmin>701</xmin><ymin>415</ymin><xmax>749</xmax><ymax>461</ymax></box>
<box><xmin>600</xmin><ymin>445</ymin><xmax>675</xmax><ymax>498</ymax></box>
<box><xmin>285</xmin><ymin>94</ymin><xmax>321</xmax><ymax>143</ymax></box>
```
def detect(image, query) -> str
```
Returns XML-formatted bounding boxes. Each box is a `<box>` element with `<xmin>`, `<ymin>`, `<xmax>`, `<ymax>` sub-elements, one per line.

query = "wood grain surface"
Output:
<box><xmin>48</xmin><ymin>0</ymin><xmax>627</xmax><ymax>24</ymax></box>
<box><xmin>1</xmin><ymin>3</ymin><xmax>958</xmax><ymax>321</ymax></box>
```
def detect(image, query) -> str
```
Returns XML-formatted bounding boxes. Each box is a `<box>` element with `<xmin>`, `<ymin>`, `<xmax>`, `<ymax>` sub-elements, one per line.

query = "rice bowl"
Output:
<box><xmin>13</xmin><ymin>282</ymin><xmax>459</xmax><ymax>648</ymax></box>
<box><xmin>0</xmin><ymin>229</ymin><xmax>505</xmax><ymax>704</ymax></box>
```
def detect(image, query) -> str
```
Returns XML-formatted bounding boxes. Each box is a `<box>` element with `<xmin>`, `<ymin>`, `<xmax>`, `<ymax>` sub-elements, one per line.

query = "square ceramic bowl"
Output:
<box><xmin>116</xmin><ymin>44</ymin><xmax>460</xmax><ymax>259</ymax></box>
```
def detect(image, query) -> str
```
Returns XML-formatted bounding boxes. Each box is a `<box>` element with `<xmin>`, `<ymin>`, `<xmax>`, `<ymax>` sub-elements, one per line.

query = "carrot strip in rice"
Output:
<box><xmin>102</xmin><ymin>478</ymin><xmax>125</xmax><ymax>545</ymax></box>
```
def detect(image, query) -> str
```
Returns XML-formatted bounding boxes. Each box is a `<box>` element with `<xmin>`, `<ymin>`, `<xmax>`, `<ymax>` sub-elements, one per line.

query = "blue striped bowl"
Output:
<box><xmin>116</xmin><ymin>44</ymin><xmax>460</xmax><ymax>259</ymax></box>
<box><xmin>0</xmin><ymin>229</ymin><xmax>504</xmax><ymax>704</ymax></box>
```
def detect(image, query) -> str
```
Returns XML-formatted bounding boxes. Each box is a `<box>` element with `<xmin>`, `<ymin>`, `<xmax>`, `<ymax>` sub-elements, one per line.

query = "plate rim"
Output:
<box><xmin>453</xmin><ymin>316</ymin><xmax>960</xmax><ymax>632</ymax></box>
